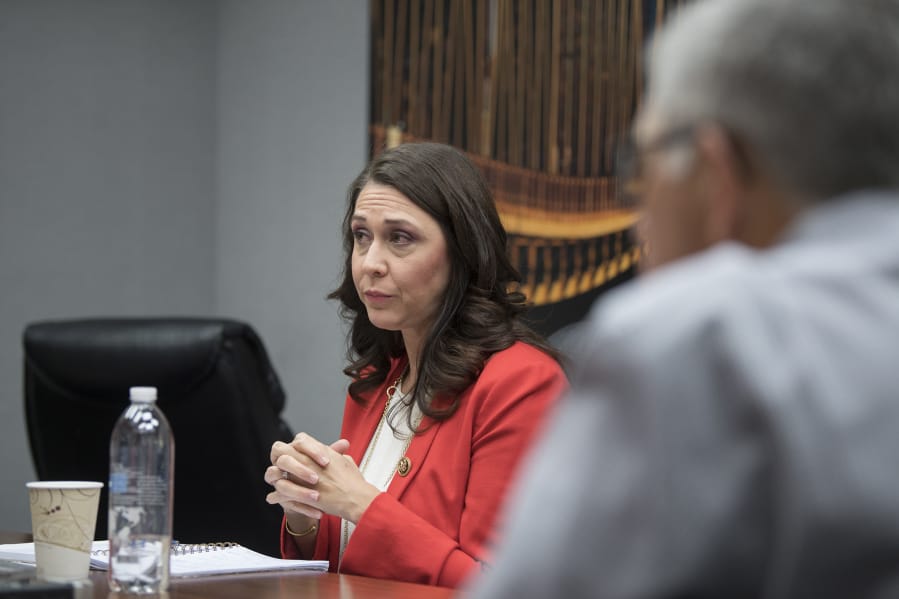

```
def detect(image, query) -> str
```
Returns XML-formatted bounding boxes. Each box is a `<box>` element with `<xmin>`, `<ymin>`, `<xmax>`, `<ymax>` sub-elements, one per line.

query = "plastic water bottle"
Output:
<box><xmin>108</xmin><ymin>386</ymin><xmax>175</xmax><ymax>593</ymax></box>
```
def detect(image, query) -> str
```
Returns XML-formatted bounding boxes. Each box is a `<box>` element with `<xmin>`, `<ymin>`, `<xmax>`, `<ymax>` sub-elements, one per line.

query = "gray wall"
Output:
<box><xmin>0</xmin><ymin>0</ymin><xmax>367</xmax><ymax>533</ymax></box>
<box><xmin>216</xmin><ymin>0</ymin><xmax>366</xmax><ymax>445</ymax></box>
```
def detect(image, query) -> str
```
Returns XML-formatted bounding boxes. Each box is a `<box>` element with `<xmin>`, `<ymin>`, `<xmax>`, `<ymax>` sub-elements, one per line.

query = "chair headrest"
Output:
<box><xmin>23</xmin><ymin>318</ymin><xmax>265</xmax><ymax>399</ymax></box>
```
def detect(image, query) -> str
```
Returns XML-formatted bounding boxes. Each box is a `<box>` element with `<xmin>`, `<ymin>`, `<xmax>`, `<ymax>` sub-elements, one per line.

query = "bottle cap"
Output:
<box><xmin>129</xmin><ymin>386</ymin><xmax>158</xmax><ymax>403</ymax></box>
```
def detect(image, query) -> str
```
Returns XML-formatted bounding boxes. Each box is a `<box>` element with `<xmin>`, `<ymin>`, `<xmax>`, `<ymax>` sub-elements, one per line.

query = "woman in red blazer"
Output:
<box><xmin>265</xmin><ymin>142</ymin><xmax>568</xmax><ymax>588</ymax></box>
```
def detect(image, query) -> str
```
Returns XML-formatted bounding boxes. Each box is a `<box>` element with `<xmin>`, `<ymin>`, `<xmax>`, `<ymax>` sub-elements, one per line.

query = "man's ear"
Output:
<box><xmin>694</xmin><ymin>125</ymin><xmax>748</xmax><ymax>243</ymax></box>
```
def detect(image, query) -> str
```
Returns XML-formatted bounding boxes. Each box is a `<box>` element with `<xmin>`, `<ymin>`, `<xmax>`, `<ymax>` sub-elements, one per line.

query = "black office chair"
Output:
<box><xmin>23</xmin><ymin>318</ymin><xmax>294</xmax><ymax>557</ymax></box>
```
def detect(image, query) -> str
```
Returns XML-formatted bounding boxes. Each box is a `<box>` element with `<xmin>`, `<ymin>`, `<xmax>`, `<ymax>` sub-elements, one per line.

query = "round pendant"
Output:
<box><xmin>397</xmin><ymin>456</ymin><xmax>412</xmax><ymax>477</ymax></box>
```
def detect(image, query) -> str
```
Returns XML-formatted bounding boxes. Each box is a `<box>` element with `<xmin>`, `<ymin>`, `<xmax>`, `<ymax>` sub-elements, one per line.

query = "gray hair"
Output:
<box><xmin>646</xmin><ymin>0</ymin><xmax>899</xmax><ymax>203</ymax></box>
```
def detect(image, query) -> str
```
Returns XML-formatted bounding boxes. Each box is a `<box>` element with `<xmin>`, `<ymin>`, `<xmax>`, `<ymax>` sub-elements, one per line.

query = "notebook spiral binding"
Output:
<box><xmin>92</xmin><ymin>542</ymin><xmax>238</xmax><ymax>556</ymax></box>
<box><xmin>171</xmin><ymin>542</ymin><xmax>238</xmax><ymax>555</ymax></box>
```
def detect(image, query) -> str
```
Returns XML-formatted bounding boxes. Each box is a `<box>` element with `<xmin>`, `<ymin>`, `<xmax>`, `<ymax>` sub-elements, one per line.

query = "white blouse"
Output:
<box><xmin>339</xmin><ymin>386</ymin><xmax>422</xmax><ymax>564</ymax></box>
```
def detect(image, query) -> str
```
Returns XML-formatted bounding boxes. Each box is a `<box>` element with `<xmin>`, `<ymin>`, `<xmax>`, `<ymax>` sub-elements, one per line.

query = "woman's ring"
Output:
<box><xmin>281</xmin><ymin>470</ymin><xmax>290</xmax><ymax>481</ymax></box>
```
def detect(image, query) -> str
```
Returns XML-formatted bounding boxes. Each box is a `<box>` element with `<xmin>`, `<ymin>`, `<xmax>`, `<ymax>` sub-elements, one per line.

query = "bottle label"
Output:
<box><xmin>109</xmin><ymin>471</ymin><xmax>129</xmax><ymax>495</ymax></box>
<box><xmin>109</xmin><ymin>470</ymin><xmax>169</xmax><ymax>507</ymax></box>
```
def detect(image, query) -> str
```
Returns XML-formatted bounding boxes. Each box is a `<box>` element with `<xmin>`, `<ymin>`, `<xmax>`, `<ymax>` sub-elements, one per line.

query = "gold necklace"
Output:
<box><xmin>339</xmin><ymin>374</ymin><xmax>420</xmax><ymax>567</ymax></box>
<box><xmin>356</xmin><ymin>375</ymin><xmax>402</xmax><ymax>478</ymax></box>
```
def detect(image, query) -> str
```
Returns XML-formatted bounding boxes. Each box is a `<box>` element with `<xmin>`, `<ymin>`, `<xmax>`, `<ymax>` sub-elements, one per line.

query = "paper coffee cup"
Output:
<box><xmin>27</xmin><ymin>481</ymin><xmax>103</xmax><ymax>582</ymax></box>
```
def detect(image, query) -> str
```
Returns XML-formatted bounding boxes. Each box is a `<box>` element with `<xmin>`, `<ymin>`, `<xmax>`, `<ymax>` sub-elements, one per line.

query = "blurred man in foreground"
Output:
<box><xmin>470</xmin><ymin>0</ymin><xmax>899</xmax><ymax>597</ymax></box>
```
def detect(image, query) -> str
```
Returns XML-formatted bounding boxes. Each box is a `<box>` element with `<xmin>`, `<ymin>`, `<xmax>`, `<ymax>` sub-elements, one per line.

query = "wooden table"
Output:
<box><xmin>1</xmin><ymin>532</ymin><xmax>459</xmax><ymax>598</ymax></box>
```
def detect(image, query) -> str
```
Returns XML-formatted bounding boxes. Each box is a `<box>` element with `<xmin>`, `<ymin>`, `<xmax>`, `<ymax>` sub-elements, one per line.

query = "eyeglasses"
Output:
<box><xmin>615</xmin><ymin>124</ymin><xmax>696</xmax><ymax>204</ymax></box>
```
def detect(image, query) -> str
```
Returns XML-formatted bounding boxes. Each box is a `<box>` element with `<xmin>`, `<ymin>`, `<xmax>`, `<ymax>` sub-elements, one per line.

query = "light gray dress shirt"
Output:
<box><xmin>471</xmin><ymin>193</ymin><xmax>899</xmax><ymax>599</ymax></box>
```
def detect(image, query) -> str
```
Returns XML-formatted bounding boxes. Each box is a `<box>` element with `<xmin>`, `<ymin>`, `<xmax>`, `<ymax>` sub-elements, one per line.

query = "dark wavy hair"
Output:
<box><xmin>328</xmin><ymin>142</ymin><xmax>559</xmax><ymax>423</ymax></box>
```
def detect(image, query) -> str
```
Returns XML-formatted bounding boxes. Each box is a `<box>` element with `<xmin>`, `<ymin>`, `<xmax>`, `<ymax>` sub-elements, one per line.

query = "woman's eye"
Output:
<box><xmin>390</xmin><ymin>231</ymin><xmax>413</xmax><ymax>244</ymax></box>
<box><xmin>352</xmin><ymin>229</ymin><xmax>370</xmax><ymax>243</ymax></box>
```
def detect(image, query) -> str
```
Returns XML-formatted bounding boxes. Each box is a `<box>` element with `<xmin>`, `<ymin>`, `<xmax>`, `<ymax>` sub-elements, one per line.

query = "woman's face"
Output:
<box><xmin>351</xmin><ymin>182</ymin><xmax>451</xmax><ymax>343</ymax></box>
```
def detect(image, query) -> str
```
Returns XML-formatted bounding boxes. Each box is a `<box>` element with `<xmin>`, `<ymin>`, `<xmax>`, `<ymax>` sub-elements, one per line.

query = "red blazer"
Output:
<box><xmin>281</xmin><ymin>341</ymin><xmax>567</xmax><ymax>587</ymax></box>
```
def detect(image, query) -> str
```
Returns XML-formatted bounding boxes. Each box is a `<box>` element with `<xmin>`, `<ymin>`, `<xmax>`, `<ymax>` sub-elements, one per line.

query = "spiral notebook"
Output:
<box><xmin>0</xmin><ymin>541</ymin><xmax>327</xmax><ymax>578</ymax></box>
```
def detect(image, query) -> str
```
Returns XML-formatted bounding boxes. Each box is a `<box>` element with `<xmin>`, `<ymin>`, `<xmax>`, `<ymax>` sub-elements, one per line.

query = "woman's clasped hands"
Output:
<box><xmin>265</xmin><ymin>432</ymin><xmax>381</xmax><ymax>526</ymax></box>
